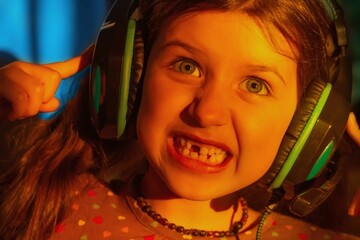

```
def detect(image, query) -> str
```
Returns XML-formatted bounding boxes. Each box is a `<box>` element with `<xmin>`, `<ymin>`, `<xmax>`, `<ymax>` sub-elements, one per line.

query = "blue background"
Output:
<box><xmin>0</xmin><ymin>0</ymin><xmax>110</xmax><ymax>63</ymax></box>
<box><xmin>0</xmin><ymin>0</ymin><xmax>359</xmax><ymax>112</ymax></box>
<box><xmin>0</xmin><ymin>0</ymin><xmax>113</xmax><ymax>118</ymax></box>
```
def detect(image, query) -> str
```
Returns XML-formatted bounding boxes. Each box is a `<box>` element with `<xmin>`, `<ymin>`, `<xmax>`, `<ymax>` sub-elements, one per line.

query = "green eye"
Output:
<box><xmin>174</xmin><ymin>60</ymin><xmax>201</xmax><ymax>77</ymax></box>
<box><xmin>239</xmin><ymin>78</ymin><xmax>269</xmax><ymax>95</ymax></box>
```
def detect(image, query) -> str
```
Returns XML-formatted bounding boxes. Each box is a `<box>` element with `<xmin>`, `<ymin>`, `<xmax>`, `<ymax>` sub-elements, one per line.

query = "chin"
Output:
<box><xmin>164</xmin><ymin>174</ymin><xmax>240</xmax><ymax>201</ymax></box>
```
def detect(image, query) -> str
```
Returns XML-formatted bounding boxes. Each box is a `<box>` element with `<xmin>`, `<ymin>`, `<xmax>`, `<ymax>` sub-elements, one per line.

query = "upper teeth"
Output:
<box><xmin>174</xmin><ymin>137</ymin><xmax>228</xmax><ymax>165</ymax></box>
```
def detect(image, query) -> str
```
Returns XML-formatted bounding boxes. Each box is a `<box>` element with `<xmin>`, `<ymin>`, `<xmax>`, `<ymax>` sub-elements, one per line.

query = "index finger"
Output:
<box><xmin>348</xmin><ymin>188</ymin><xmax>360</xmax><ymax>216</ymax></box>
<box><xmin>346</xmin><ymin>112</ymin><xmax>360</xmax><ymax>146</ymax></box>
<box><xmin>44</xmin><ymin>44</ymin><xmax>94</xmax><ymax>79</ymax></box>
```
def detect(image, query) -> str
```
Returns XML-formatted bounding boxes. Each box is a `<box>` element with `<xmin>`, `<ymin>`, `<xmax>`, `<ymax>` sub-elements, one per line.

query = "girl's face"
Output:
<box><xmin>137</xmin><ymin>11</ymin><xmax>298</xmax><ymax>200</ymax></box>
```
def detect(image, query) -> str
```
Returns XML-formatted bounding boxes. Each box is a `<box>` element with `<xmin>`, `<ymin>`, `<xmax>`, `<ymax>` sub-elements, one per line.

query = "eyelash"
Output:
<box><xmin>169</xmin><ymin>59</ymin><xmax>271</xmax><ymax>96</ymax></box>
<box><xmin>238</xmin><ymin>77</ymin><xmax>271</xmax><ymax>96</ymax></box>
<box><xmin>172</xmin><ymin>58</ymin><xmax>201</xmax><ymax>78</ymax></box>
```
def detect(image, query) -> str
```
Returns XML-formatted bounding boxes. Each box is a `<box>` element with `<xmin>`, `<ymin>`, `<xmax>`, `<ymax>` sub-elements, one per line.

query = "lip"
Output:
<box><xmin>167</xmin><ymin>133</ymin><xmax>232</xmax><ymax>174</ymax></box>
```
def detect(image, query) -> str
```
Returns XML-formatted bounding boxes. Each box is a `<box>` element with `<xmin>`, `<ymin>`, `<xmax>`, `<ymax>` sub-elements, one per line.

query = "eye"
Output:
<box><xmin>173</xmin><ymin>60</ymin><xmax>201</xmax><ymax>77</ymax></box>
<box><xmin>239</xmin><ymin>78</ymin><xmax>270</xmax><ymax>95</ymax></box>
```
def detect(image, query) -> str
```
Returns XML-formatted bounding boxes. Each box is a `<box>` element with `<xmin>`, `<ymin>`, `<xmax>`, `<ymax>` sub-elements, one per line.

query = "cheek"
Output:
<box><xmin>136</xmin><ymin>79</ymin><xmax>163</xmax><ymax>147</ymax></box>
<box><xmin>136</xmin><ymin>73</ymin><xmax>191</xmax><ymax>156</ymax></box>
<box><xmin>236</xmin><ymin>97</ymin><xmax>297</xmax><ymax>173</ymax></box>
<box><xmin>136</xmin><ymin>68</ymin><xmax>197</xmax><ymax>132</ymax></box>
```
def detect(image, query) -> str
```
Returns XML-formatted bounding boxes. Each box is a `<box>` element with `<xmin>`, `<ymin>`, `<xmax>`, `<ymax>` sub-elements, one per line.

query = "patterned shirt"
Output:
<box><xmin>49</xmin><ymin>175</ymin><xmax>360</xmax><ymax>240</ymax></box>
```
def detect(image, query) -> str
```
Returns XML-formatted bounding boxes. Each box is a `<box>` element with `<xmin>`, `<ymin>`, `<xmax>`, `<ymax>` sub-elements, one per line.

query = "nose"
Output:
<box><xmin>188</xmin><ymin>86</ymin><xmax>229</xmax><ymax>127</ymax></box>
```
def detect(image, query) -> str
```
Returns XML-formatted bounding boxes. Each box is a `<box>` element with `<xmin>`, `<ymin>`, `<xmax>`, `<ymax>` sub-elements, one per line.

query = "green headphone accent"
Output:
<box><xmin>117</xmin><ymin>18</ymin><xmax>137</xmax><ymax>138</ymax></box>
<box><xmin>270</xmin><ymin>83</ymin><xmax>332</xmax><ymax>189</ymax></box>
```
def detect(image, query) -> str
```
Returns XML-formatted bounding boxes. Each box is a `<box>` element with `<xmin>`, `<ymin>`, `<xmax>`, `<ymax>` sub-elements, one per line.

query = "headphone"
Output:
<box><xmin>89</xmin><ymin>0</ymin><xmax>352</xmax><ymax>217</ymax></box>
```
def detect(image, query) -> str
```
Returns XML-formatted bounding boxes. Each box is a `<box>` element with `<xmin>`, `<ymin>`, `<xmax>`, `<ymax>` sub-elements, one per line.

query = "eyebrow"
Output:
<box><xmin>161</xmin><ymin>40</ymin><xmax>201</xmax><ymax>55</ymax></box>
<box><xmin>161</xmin><ymin>40</ymin><xmax>287</xmax><ymax>85</ymax></box>
<box><xmin>246</xmin><ymin>65</ymin><xmax>286</xmax><ymax>85</ymax></box>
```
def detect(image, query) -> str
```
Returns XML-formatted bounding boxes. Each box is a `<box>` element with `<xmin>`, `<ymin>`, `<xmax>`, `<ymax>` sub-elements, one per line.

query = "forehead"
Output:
<box><xmin>155</xmin><ymin>10</ymin><xmax>296</xmax><ymax>66</ymax></box>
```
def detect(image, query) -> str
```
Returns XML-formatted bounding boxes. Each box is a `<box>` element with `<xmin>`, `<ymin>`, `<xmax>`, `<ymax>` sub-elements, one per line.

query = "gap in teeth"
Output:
<box><xmin>174</xmin><ymin>137</ymin><xmax>227</xmax><ymax>165</ymax></box>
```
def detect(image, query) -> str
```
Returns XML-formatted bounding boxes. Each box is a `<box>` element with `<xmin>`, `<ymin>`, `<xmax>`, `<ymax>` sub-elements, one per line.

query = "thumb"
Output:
<box><xmin>348</xmin><ymin>188</ymin><xmax>360</xmax><ymax>217</ymax></box>
<box><xmin>44</xmin><ymin>44</ymin><xmax>94</xmax><ymax>79</ymax></box>
<box><xmin>346</xmin><ymin>112</ymin><xmax>360</xmax><ymax>146</ymax></box>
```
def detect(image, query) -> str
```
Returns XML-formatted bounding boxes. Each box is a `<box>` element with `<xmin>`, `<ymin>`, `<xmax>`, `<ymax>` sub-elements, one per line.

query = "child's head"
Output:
<box><xmin>132</xmin><ymin>0</ymin><xmax>333</xmax><ymax>200</ymax></box>
<box><xmin>137</xmin><ymin>9</ymin><xmax>298</xmax><ymax>200</ymax></box>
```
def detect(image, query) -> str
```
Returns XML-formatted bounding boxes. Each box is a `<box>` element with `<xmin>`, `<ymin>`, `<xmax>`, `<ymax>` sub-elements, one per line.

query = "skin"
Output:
<box><xmin>136</xmin><ymin>11</ymin><xmax>298</xmax><ymax>229</ymax></box>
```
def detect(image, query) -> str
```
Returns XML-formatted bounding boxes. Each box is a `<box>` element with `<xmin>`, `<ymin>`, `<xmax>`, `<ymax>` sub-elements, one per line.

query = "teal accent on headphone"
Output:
<box><xmin>92</xmin><ymin>66</ymin><xmax>102</xmax><ymax>114</ymax></box>
<box><xmin>306</xmin><ymin>140</ymin><xmax>334</xmax><ymax>181</ymax></box>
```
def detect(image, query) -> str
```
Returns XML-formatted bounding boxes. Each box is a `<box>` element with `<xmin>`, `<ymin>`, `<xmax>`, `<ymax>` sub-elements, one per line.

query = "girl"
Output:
<box><xmin>0</xmin><ymin>0</ymin><xmax>359</xmax><ymax>239</ymax></box>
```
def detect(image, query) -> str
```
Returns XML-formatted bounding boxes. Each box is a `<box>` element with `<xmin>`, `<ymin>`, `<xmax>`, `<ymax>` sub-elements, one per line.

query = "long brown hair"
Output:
<box><xmin>0</xmin><ymin>0</ymin><xmax>334</xmax><ymax>239</ymax></box>
<box><xmin>0</xmin><ymin>77</ymin><xmax>107</xmax><ymax>240</ymax></box>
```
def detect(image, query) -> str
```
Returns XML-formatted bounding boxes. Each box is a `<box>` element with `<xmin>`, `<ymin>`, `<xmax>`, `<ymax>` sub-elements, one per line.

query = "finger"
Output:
<box><xmin>2</xmin><ymin>66</ymin><xmax>45</xmax><ymax>116</ymax></box>
<box><xmin>348</xmin><ymin>188</ymin><xmax>360</xmax><ymax>217</ymax></box>
<box><xmin>39</xmin><ymin>98</ymin><xmax>60</xmax><ymax>112</ymax></box>
<box><xmin>0</xmin><ymin>79</ymin><xmax>29</xmax><ymax>120</ymax></box>
<box><xmin>40</xmin><ymin>70</ymin><xmax>62</xmax><ymax>103</ymax></box>
<box><xmin>0</xmin><ymin>99</ymin><xmax>11</xmax><ymax>120</ymax></box>
<box><xmin>6</xmin><ymin>62</ymin><xmax>62</xmax><ymax>104</ymax></box>
<box><xmin>346</xmin><ymin>112</ymin><xmax>360</xmax><ymax>146</ymax></box>
<box><xmin>15</xmin><ymin>45</ymin><xmax>93</xmax><ymax>103</ymax></box>
<box><xmin>44</xmin><ymin>44</ymin><xmax>94</xmax><ymax>79</ymax></box>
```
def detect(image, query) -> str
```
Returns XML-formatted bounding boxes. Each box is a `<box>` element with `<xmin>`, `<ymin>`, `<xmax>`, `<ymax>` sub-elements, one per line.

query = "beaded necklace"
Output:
<box><xmin>135</xmin><ymin>196</ymin><xmax>249</xmax><ymax>238</ymax></box>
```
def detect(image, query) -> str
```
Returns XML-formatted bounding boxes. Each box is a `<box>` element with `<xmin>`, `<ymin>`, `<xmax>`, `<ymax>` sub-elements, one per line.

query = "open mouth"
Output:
<box><xmin>173</xmin><ymin>136</ymin><xmax>229</xmax><ymax>166</ymax></box>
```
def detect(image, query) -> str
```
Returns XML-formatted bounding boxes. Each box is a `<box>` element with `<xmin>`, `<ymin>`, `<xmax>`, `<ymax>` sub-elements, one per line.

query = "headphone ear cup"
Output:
<box><xmin>125</xmin><ymin>24</ymin><xmax>145</xmax><ymax>138</ymax></box>
<box><xmin>260</xmin><ymin>78</ymin><xmax>327</xmax><ymax>187</ymax></box>
<box><xmin>90</xmin><ymin>0</ymin><xmax>143</xmax><ymax>140</ymax></box>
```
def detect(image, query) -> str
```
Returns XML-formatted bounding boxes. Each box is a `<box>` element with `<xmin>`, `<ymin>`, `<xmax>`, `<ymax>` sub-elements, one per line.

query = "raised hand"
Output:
<box><xmin>0</xmin><ymin>45</ymin><xmax>94</xmax><ymax>121</ymax></box>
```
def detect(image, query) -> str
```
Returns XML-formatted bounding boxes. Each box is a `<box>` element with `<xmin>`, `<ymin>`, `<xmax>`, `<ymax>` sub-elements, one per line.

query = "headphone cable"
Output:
<box><xmin>255</xmin><ymin>189</ymin><xmax>285</xmax><ymax>240</ymax></box>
